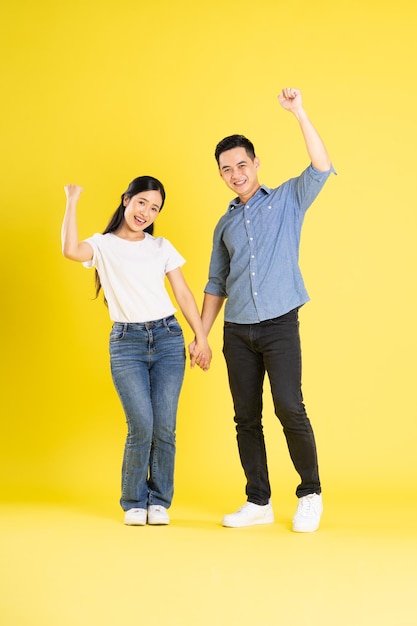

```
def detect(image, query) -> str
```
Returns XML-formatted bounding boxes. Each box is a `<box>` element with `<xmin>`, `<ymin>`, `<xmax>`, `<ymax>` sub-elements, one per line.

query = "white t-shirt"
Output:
<box><xmin>83</xmin><ymin>232</ymin><xmax>185</xmax><ymax>323</ymax></box>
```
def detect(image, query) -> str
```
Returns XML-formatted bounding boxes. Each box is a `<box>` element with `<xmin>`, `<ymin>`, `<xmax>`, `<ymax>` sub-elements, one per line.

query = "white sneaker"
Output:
<box><xmin>147</xmin><ymin>505</ymin><xmax>170</xmax><ymax>525</ymax></box>
<box><xmin>222</xmin><ymin>501</ymin><xmax>274</xmax><ymax>528</ymax></box>
<box><xmin>292</xmin><ymin>493</ymin><xmax>323</xmax><ymax>532</ymax></box>
<box><xmin>124</xmin><ymin>508</ymin><xmax>147</xmax><ymax>526</ymax></box>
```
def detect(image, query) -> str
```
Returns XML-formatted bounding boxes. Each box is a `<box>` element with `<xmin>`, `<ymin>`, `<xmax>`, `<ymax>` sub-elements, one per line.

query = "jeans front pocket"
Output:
<box><xmin>164</xmin><ymin>317</ymin><xmax>183</xmax><ymax>337</ymax></box>
<box><xmin>110</xmin><ymin>323</ymin><xmax>126</xmax><ymax>342</ymax></box>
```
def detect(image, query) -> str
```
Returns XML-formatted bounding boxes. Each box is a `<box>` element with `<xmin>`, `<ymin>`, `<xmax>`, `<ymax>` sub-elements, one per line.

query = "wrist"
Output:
<box><xmin>293</xmin><ymin>107</ymin><xmax>308</xmax><ymax>123</ymax></box>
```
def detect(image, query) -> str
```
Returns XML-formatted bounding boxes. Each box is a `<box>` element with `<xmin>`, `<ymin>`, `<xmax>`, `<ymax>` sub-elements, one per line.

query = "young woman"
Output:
<box><xmin>62</xmin><ymin>175</ymin><xmax>211</xmax><ymax>526</ymax></box>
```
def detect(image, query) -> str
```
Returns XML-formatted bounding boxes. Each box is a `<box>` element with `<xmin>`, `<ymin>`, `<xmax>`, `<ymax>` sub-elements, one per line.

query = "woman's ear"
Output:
<box><xmin>123</xmin><ymin>194</ymin><xmax>128</xmax><ymax>207</ymax></box>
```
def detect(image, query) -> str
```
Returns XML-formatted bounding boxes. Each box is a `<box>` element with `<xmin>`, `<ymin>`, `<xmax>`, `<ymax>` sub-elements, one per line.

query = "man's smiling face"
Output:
<box><xmin>218</xmin><ymin>147</ymin><xmax>260</xmax><ymax>203</ymax></box>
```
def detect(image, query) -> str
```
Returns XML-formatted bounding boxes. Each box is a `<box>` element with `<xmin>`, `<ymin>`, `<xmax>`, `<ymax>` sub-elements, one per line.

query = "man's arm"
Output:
<box><xmin>278</xmin><ymin>88</ymin><xmax>331</xmax><ymax>172</ymax></box>
<box><xmin>200</xmin><ymin>292</ymin><xmax>226</xmax><ymax>336</ymax></box>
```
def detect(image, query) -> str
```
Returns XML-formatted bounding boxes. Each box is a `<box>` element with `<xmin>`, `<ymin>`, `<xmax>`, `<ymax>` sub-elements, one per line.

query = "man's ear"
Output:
<box><xmin>254</xmin><ymin>157</ymin><xmax>260</xmax><ymax>170</ymax></box>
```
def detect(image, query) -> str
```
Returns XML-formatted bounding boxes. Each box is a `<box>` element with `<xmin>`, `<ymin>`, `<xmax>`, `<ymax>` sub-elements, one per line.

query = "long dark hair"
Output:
<box><xmin>95</xmin><ymin>175</ymin><xmax>166</xmax><ymax>299</ymax></box>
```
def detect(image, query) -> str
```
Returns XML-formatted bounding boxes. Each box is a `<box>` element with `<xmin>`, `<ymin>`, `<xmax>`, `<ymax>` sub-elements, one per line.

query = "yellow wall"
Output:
<box><xmin>1</xmin><ymin>0</ymin><xmax>416</xmax><ymax>509</ymax></box>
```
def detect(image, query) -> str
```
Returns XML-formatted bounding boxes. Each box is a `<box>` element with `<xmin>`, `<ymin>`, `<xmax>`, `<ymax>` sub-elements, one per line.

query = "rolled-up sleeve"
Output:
<box><xmin>204</xmin><ymin>222</ymin><xmax>230</xmax><ymax>298</ymax></box>
<box><xmin>294</xmin><ymin>164</ymin><xmax>336</xmax><ymax>214</ymax></box>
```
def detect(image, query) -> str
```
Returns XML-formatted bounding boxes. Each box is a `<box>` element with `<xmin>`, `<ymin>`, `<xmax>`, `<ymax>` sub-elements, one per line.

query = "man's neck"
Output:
<box><xmin>238</xmin><ymin>184</ymin><xmax>261</xmax><ymax>204</ymax></box>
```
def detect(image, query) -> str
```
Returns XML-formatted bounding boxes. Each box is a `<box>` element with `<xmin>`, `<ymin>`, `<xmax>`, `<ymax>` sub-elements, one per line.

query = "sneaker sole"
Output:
<box><xmin>222</xmin><ymin>513</ymin><xmax>274</xmax><ymax>528</ymax></box>
<box><xmin>292</xmin><ymin>522</ymin><xmax>320</xmax><ymax>532</ymax></box>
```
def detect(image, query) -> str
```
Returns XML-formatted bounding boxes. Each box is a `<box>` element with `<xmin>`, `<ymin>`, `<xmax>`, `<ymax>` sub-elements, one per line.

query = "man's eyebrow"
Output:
<box><xmin>220</xmin><ymin>160</ymin><xmax>247</xmax><ymax>171</ymax></box>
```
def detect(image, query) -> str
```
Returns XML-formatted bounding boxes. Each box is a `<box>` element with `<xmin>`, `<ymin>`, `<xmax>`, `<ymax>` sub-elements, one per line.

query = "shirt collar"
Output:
<box><xmin>227</xmin><ymin>185</ymin><xmax>272</xmax><ymax>212</ymax></box>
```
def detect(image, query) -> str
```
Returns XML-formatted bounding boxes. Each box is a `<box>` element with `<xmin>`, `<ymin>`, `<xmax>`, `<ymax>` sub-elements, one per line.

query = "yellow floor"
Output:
<box><xmin>1</xmin><ymin>495</ymin><xmax>416</xmax><ymax>626</ymax></box>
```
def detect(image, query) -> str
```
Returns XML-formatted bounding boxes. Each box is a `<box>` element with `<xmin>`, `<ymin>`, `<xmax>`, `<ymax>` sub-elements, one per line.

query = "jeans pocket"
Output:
<box><xmin>270</xmin><ymin>308</ymin><xmax>299</xmax><ymax>326</ymax></box>
<box><xmin>165</xmin><ymin>318</ymin><xmax>183</xmax><ymax>337</ymax></box>
<box><xmin>110</xmin><ymin>324</ymin><xmax>125</xmax><ymax>341</ymax></box>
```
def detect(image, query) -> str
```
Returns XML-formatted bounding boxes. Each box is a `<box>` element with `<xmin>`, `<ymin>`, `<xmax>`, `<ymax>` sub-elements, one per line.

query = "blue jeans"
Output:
<box><xmin>109</xmin><ymin>316</ymin><xmax>186</xmax><ymax>511</ymax></box>
<box><xmin>223</xmin><ymin>308</ymin><xmax>321</xmax><ymax>504</ymax></box>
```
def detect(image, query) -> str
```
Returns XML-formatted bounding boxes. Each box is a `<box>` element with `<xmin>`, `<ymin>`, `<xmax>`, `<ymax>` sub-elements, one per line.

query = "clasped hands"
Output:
<box><xmin>188</xmin><ymin>339</ymin><xmax>212</xmax><ymax>372</ymax></box>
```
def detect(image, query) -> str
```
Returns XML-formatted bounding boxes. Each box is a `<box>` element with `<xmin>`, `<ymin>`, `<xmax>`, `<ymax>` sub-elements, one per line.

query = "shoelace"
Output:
<box><xmin>299</xmin><ymin>495</ymin><xmax>316</xmax><ymax>517</ymax></box>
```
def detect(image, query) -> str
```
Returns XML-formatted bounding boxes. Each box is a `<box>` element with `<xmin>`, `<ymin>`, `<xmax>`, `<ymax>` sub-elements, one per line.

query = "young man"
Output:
<box><xmin>195</xmin><ymin>87</ymin><xmax>335</xmax><ymax>532</ymax></box>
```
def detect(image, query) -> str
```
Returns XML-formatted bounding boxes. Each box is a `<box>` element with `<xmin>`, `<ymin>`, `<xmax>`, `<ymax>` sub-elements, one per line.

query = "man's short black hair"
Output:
<box><xmin>214</xmin><ymin>135</ymin><xmax>256</xmax><ymax>165</ymax></box>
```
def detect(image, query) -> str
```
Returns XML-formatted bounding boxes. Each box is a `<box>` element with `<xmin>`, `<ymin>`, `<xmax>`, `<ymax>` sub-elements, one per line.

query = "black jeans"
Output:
<box><xmin>223</xmin><ymin>308</ymin><xmax>321</xmax><ymax>504</ymax></box>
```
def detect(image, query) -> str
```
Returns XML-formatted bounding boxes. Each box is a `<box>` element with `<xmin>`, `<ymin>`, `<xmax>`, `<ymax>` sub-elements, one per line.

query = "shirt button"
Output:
<box><xmin>252</xmin><ymin>272</ymin><xmax>255</xmax><ymax>276</ymax></box>
<box><xmin>268</xmin><ymin>205</ymin><xmax>272</xmax><ymax>209</ymax></box>
<box><xmin>254</xmin><ymin>292</ymin><xmax>258</xmax><ymax>296</ymax></box>
<box><xmin>247</xmin><ymin>220</ymin><xmax>250</xmax><ymax>223</ymax></box>
<box><xmin>251</xmin><ymin>255</ymin><xmax>255</xmax><ymax>259</ymax></box>
<box><xmin>250</xmin><ymin>237</ymin><xmax>253</xmax><ymax>241</ymax></box>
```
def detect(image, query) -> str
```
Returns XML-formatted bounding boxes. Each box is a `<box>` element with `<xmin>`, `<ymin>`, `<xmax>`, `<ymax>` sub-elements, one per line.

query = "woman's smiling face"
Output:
<box><xmin>120</xmin><ymin>189</ymin><xmax>163</xmax><ymax>239</ymax></box>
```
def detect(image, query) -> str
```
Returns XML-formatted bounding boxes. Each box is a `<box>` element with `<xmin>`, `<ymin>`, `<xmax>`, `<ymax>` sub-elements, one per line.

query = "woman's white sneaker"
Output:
<box><xmin>222</xmin><ymin>501</ymin><xmax>274</xmax><ymax>527</ymax></box>
<box><xmin>147</xmin><ymin>505</ymin><xmax>170</xmax><ymax>525</ymax></box>
<box><xmin>292</xmin><ymin>493</ymin><xmax>323</xmax><ymax>532</ymax></box>
<box><xmin>124</xmin><ymin>508</ymin><xmax>147</xmax><ymax>526</ymax></box>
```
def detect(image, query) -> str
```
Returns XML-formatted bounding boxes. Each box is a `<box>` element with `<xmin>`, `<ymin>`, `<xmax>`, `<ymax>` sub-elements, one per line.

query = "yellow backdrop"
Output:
<box><xmin>1</xmin><ymin>0</ymin><xmax>416</xmax><ymax>512</ymax></box>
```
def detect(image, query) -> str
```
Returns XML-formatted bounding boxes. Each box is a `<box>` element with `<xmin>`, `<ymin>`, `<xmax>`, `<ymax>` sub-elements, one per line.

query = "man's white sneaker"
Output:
<box><xmin>222</xmin><ymin>501</ymin><xmax>274</xmax><ymax>528</ymax></box>
<box><xmin>292</xmin><ymin>493</ymin><xmax>323</xmax><ymax>532</ymax></box>
<box><xmin>124</xmin><ymin>508</ymin><xmax>147</xmax><ymax>526</ymax></box>
<box><xmin>147</xmin><ymin>505</ymin><xmax>170</xmax><ymax>525</ymax></box>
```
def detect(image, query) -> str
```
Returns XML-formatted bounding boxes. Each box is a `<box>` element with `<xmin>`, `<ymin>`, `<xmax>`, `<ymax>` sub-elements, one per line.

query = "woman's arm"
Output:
<box><xmin>166</xmin><ymin>267</ymin><xmax>212</xmax><ymax>371</ymax></box>
<box><xmin>62</xmin><ymin>184</ymin><xmax>94</xmax><ymax>262</ymax></box>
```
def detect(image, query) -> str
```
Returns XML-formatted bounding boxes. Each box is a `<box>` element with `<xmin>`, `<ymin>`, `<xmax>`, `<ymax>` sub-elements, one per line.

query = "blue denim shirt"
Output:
<box><xmin>204</xmin><ymin>164</ymin><xmax>335</xmax><ymax>323</ymax></box>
